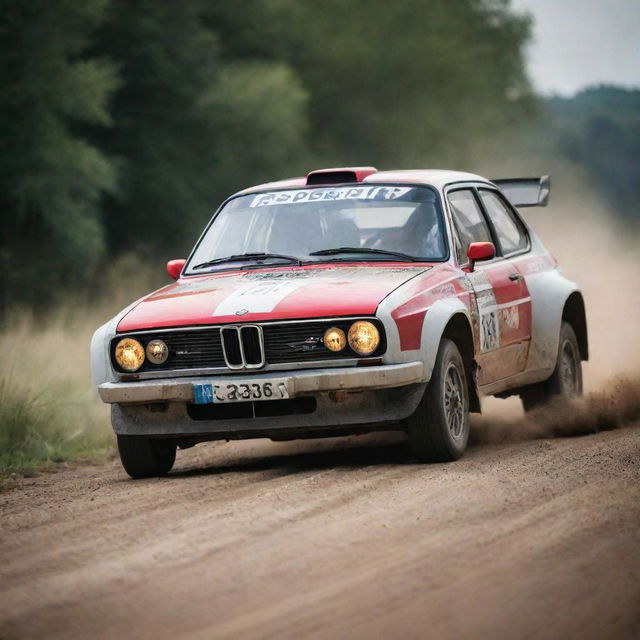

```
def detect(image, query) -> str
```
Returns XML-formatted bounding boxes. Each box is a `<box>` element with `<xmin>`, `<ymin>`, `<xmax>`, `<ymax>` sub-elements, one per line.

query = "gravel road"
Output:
<box><xmin>1</xmin><ymin>421</ymin><xmax>639</xmax><ymax>640</ymax></box>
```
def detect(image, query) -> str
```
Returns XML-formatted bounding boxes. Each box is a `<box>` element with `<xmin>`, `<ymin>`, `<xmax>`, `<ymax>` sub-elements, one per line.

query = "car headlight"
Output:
<box><xmin>114</xmin><ymin>338</ymin><xmax>145</xmax><ymax>372</ymax></box>
<box><xmin>348</xmin><ymin>321</ymin><xmax>380</xmax><ymax>356</ymax></box>
<box><xmin>146</xmin><ymin>339</ymin><xmax>169</xmax><ymax>365</ymax></box>
<box><xmin>324</xmin><ymin>327</ymin><xmax>347</xmax><ymax>352</ymax></box>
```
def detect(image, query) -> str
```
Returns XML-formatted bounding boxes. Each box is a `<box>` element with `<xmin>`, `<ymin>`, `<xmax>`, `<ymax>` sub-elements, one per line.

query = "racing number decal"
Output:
<box><xmin>468</xmin><ymin>272</ymin><xmax>500</xmax><ymax>353</ymax></box>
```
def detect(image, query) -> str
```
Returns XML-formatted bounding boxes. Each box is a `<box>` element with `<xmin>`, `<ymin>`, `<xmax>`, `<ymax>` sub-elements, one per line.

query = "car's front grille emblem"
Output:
<box><xmin>220</xmin><ymin>325</ymin><xmax>265</xmax><ymax>370</ymax></box>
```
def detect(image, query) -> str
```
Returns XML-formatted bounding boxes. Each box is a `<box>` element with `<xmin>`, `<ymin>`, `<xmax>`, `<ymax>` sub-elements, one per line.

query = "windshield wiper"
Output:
<box><xmin>193</xmin><ymin>252</ymin><xmax>302</xmax><ymax>270</ymax></box>
<box><xmin>309</xmin><ymin>247</ymin><xmax>421</xmax><ymax>262</ymax></box>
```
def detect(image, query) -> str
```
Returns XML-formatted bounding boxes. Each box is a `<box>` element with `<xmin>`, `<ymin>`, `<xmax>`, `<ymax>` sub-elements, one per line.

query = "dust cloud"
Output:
<box><xmin>474</xmin><ymin>180</ymin><xmax>640</xmax><ymax>442</ymax></box>
<box><xmin>472</xmin><ymin>376</ymin><xmax>640</xmax><ymax>444</ymax></box>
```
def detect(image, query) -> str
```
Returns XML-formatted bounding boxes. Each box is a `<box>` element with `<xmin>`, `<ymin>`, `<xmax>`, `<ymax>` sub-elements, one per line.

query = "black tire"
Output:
<box><xmin>405</xmin><ymin>338</ymin><xmax>470</xmax><ymax>462</ymax></box>
<box><xmin>117</xmin><ymin>434</ymin><xmax>177</xmax><ymax>479</ymax></box>
<box><xmin>520</xmin><ymin>321</ymin><xmax>583</xmax><ymax>412</ymax></box>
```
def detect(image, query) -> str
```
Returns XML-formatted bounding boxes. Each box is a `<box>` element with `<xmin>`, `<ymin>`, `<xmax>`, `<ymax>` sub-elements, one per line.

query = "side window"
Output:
<box><xmin>447</xmin><ymin>189</ymin><xmax>492</xmax><ymax>264</ymax></box>
<box><xmin>479</xmin><ymin>190</ymin><xmax>528</xmax><ymax>254</ymax></box>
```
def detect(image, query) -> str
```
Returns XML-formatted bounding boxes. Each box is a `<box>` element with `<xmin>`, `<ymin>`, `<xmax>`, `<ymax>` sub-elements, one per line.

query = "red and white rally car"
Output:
<box><xmin>91</xmin><ymin>167</ymin><xmax>587</xmax><ymax>478</ymax></box>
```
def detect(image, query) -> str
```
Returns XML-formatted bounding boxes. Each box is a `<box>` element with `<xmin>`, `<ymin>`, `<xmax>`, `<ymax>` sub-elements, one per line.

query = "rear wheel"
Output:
<box><xmin>406</xmin><ymin>339</ymin><xmax>470</xmax><ymax>462</ymax></box>
<box><xmin>521</xmin><ymin>321</ymin><xmax>583</xmax><ymax>411</ymax></box>
<box><xmin>117</xmin><ymin>435</ymin><xmax>177</xmax><ymax>479</ymax></box>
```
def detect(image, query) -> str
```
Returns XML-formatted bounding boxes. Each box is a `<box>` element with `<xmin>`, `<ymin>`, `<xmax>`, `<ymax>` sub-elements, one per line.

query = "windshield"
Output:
<box><xmin>186</xmin><ymin>185</ymin><xmax>447</xmax><ymax>273</ymax></box>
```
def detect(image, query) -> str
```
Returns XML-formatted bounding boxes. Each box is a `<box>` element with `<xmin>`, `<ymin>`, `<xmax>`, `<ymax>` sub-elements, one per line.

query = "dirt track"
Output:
<box><xmin>1</xmin><ymin>422</ymin><xmax>639</xmax><ymax>640</ymax></box>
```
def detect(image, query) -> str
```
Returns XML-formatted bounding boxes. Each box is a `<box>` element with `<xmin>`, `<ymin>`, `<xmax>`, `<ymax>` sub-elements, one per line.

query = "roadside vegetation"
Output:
<box><xmin>0</xmin><ymin>309</ymin><xmax>113</xmax><ymax>474</ymax></box>
<box><xmin>0</xmin><ymin>257</ymin><xmax>161</xmax><ymax>476</ymax></box>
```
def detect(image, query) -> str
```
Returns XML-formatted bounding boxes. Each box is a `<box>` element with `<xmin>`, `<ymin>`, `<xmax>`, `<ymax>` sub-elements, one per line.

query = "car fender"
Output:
<box><xmin>524</xmin><ymin>269</ymin><xmax>582</xmax><ymax>377</ymax></box>
<box><xmin>378</xmin><ymin>293</ymin><xmax>474</xmax><ymax>384</ymax></box>
<box><xmin>90</xmin><ymin>299</ymin><xmax>144</xmax><ymax>390</ymax></box>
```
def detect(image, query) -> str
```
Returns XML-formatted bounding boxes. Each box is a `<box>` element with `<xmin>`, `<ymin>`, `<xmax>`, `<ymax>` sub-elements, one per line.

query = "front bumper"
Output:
<box><xmin>98</xmin><ymin>362</ymin><xmax>425</xmax><ymax>405</ymax></box>
<box><xmin>103</xmin><ymin>362</ymin><xmax>427</xmax><ymax>438</ymax></box>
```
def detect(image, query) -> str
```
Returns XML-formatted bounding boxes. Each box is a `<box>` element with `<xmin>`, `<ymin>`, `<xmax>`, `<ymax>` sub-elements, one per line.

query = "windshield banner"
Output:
<box><xmin>250</xmin><ymin>186</ymin><xmax>412</xmax><ymax>208</ymax></box>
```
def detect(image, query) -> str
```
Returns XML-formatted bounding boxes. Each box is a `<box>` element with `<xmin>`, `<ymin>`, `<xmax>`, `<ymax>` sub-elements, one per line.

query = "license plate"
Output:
<box><xmin>192</xmin><ymin>379</ymin><xmax>290</xmax><ymax>404</ymax></box>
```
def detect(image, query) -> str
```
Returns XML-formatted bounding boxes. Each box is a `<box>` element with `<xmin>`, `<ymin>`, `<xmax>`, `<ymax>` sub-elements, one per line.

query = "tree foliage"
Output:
<box><xmin>94</xmin><ymin>0</ymin><xmax>309</xmax><ymax>257</ymax></box>
<box><xmin>207</xmin><ymin>0</ymin><xmax>535</xmax><ymax>166</ymax></box>
<box><xmin>2</xmin><ymin>0</ymin><xmax>539</xmax><ymax>308</ymax></box>
<box><xmin>546</xmin><ymin>86</ymin><xmax>640</xmax><ymax>221</ymax></box>
<box><xmin>0</xmin><ymin>0</ymin><xmax>117</xmax><ymax>309</ymax></box>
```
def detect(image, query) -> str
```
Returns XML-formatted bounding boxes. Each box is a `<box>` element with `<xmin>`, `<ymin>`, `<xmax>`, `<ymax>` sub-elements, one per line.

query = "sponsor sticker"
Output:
<box><xmin>499</xmin><ymin>305</ymin><xmax>520</xmax><ymax>330</ymax></box>
<box><xmin>430</xmin><ymin>283</ymin><xmax>457</xmax><ymax>297</ymax></box>
<box><xmin>250</xmin><ymin>186</ymin><xmax>412</xmax><ymax>208</ymax></box>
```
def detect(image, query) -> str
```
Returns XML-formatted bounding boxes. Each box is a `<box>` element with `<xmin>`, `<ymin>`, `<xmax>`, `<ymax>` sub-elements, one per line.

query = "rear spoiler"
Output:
<box><xmin>492</xmin><ymin>175</ymin><xmax>550</xmax><ymax>207</ymax></box>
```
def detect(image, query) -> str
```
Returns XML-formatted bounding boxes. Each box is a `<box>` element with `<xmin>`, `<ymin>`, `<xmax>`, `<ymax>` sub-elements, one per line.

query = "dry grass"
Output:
<box><xmin>0</xmin><ymin>254</ymin><xmax>165</xmax><ymax>474</ymax></box>
<box><xmin>0</xmin><ymin>310</ymin><xmax>114</xmax><ymax>472</ymax></box>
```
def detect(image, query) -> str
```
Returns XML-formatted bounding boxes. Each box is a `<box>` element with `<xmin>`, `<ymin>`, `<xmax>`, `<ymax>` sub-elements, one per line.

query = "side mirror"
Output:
<box><xmin>166</xmin><ymin>259</ymin><xmax>186</xmax><ymax>280</ymax></box>
<box><xmin>466</xmin><ymin>242</ymin><xmax>495</xmax><ymax>271</ymax></box>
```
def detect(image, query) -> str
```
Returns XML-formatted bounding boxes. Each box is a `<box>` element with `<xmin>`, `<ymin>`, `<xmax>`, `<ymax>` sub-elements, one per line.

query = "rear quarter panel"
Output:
<box><xmin>517</xmin><ymin>255</ymin><xmax>582</xmax><ymax>375</ymax></box>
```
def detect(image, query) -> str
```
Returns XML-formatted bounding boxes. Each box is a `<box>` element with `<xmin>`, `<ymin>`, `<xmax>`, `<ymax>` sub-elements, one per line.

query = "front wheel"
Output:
<box><xmin>405</xmin><ymin>338</ymin><xmax>470</xmax><ymax>462</ymax></box>
<box><xmin>117</xmin><ymin>434</ymin><xmax>177</xmax><ymax>479</ymax></box>
<box><xmin>521</xmin><ymin>321</ymin><xmax>583</xmax><ymax>411</ymax></box>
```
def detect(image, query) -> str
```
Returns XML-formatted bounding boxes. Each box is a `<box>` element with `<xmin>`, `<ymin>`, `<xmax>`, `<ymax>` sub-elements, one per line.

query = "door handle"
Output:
<box><xmin>508</xmin><ymin>273</ymin><xmax>522</xmax><ymax>281</ymax></box>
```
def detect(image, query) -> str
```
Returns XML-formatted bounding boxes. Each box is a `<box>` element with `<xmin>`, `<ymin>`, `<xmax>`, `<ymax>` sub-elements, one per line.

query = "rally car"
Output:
<box><xmin>91</xmin><ymin>167</ymin><xmax>587</xmax><ymax>478</ymax></box>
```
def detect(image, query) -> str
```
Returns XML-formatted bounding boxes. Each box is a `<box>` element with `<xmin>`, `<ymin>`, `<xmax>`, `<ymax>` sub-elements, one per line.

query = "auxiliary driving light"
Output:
<box><xmin>114</xmin><ymin>338</ymin><xmax>145</xmax><ymax>372</ymax></box>
<box><xmin>323</xmin><ymin>327</ymin><xmax>347</xmax><ymax>352</ymax></box>
<box><xmin>348</xmin><ymin>321</ymin><xmax>380</xmax><ymax>356</ymax></box>
<box><xmin>146</xmin><ymin>339</ymin><xmax>169</xmax><ymax>365</ymax></box>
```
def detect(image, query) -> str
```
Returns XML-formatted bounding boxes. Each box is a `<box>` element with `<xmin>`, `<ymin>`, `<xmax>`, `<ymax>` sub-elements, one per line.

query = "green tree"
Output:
<box><xmin>546</xmin><ymin>86</ymin><xmax>640</xmax><ymax>221</ymax></box>
<box><xmin>1</xmin><ymin>0</ymin><xmax>540</xmax><ymax>310</ymax></box>
<box><xmin>0</xmin><ymin>0</ymin><xmax>118</xmax><ymax>310</ymax></box>
<box><xmin>96</xmin><ymin>0</ymin><xmax>308</xmax><ymax>260</ymax></box>
<box><xmin>207</xmin><ymin>0</ymin><xmax>535</xmax><ymax>168</ymax></box>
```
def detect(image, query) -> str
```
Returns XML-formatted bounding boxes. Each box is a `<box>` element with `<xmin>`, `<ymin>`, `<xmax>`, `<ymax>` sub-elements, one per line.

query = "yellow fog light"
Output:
<box><xmin>348</xmin><ymin>321</ymin><xmax>380</xmax><ymax>356</ymax></box>
<box><xmin>146</xmin><ymin>339</ymin><xmax>169</xmax><ymax>365</ymax></box>
<box><xmin>324</xmin><ymin>327</ymin><xmax>346</xmax><ymax>352</ymax></box>
<box><xmin>114</xmin><ymin>338</ymin><xmax>145</xmax><ymax>372</ymax></box>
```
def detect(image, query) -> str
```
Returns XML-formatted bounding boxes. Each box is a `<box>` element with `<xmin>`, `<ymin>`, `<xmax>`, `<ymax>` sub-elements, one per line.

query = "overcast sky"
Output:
<box><xmin>511</xmin><ymin>0</ymin><xmax>640</xmax><ymax>95</ymax></box>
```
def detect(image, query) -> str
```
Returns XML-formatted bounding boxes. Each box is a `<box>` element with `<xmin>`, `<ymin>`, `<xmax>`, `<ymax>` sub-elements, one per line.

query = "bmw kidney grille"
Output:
<box><xmin>220</xmin><ymin>325</ymin><xmax>265</xmax><ymax>369</ymax></box>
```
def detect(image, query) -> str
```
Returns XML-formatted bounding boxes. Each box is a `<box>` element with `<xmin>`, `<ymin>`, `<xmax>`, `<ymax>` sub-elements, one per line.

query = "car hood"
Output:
<box><xmin>117</xmin><ymin>263</ymin><xmax>433</xmax><ymax>332</ymax></box>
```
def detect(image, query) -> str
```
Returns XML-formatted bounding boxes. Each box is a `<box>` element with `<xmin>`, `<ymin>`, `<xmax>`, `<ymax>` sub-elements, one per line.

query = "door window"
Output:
<box><xmin>479</xmin><ymin>190</ymin><xmax>528</xmax><ymax>255</ymax></box>
<box><xmin>447</xmin><ymin>189</ymin><xmax>492</xmax><ymax>263</ymax></box>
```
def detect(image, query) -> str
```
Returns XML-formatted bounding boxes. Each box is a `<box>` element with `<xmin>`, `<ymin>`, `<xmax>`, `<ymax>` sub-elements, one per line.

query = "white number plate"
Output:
<box><xmin>192</xmin><ymin>379</ymin><xmax>290</xmax><ymax>404</ymax></box>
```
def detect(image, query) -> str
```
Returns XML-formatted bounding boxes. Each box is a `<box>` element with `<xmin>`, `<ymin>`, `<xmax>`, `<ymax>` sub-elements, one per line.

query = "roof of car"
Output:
<box><xmin>235</xmin><ymin>168</ymin><xmax>491</xmax><ymax>196</ymax></box>
<box><xmin>364</xmin><ymin>169</ymin><xmax>490</xmax><ymax>189</ymax></box>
